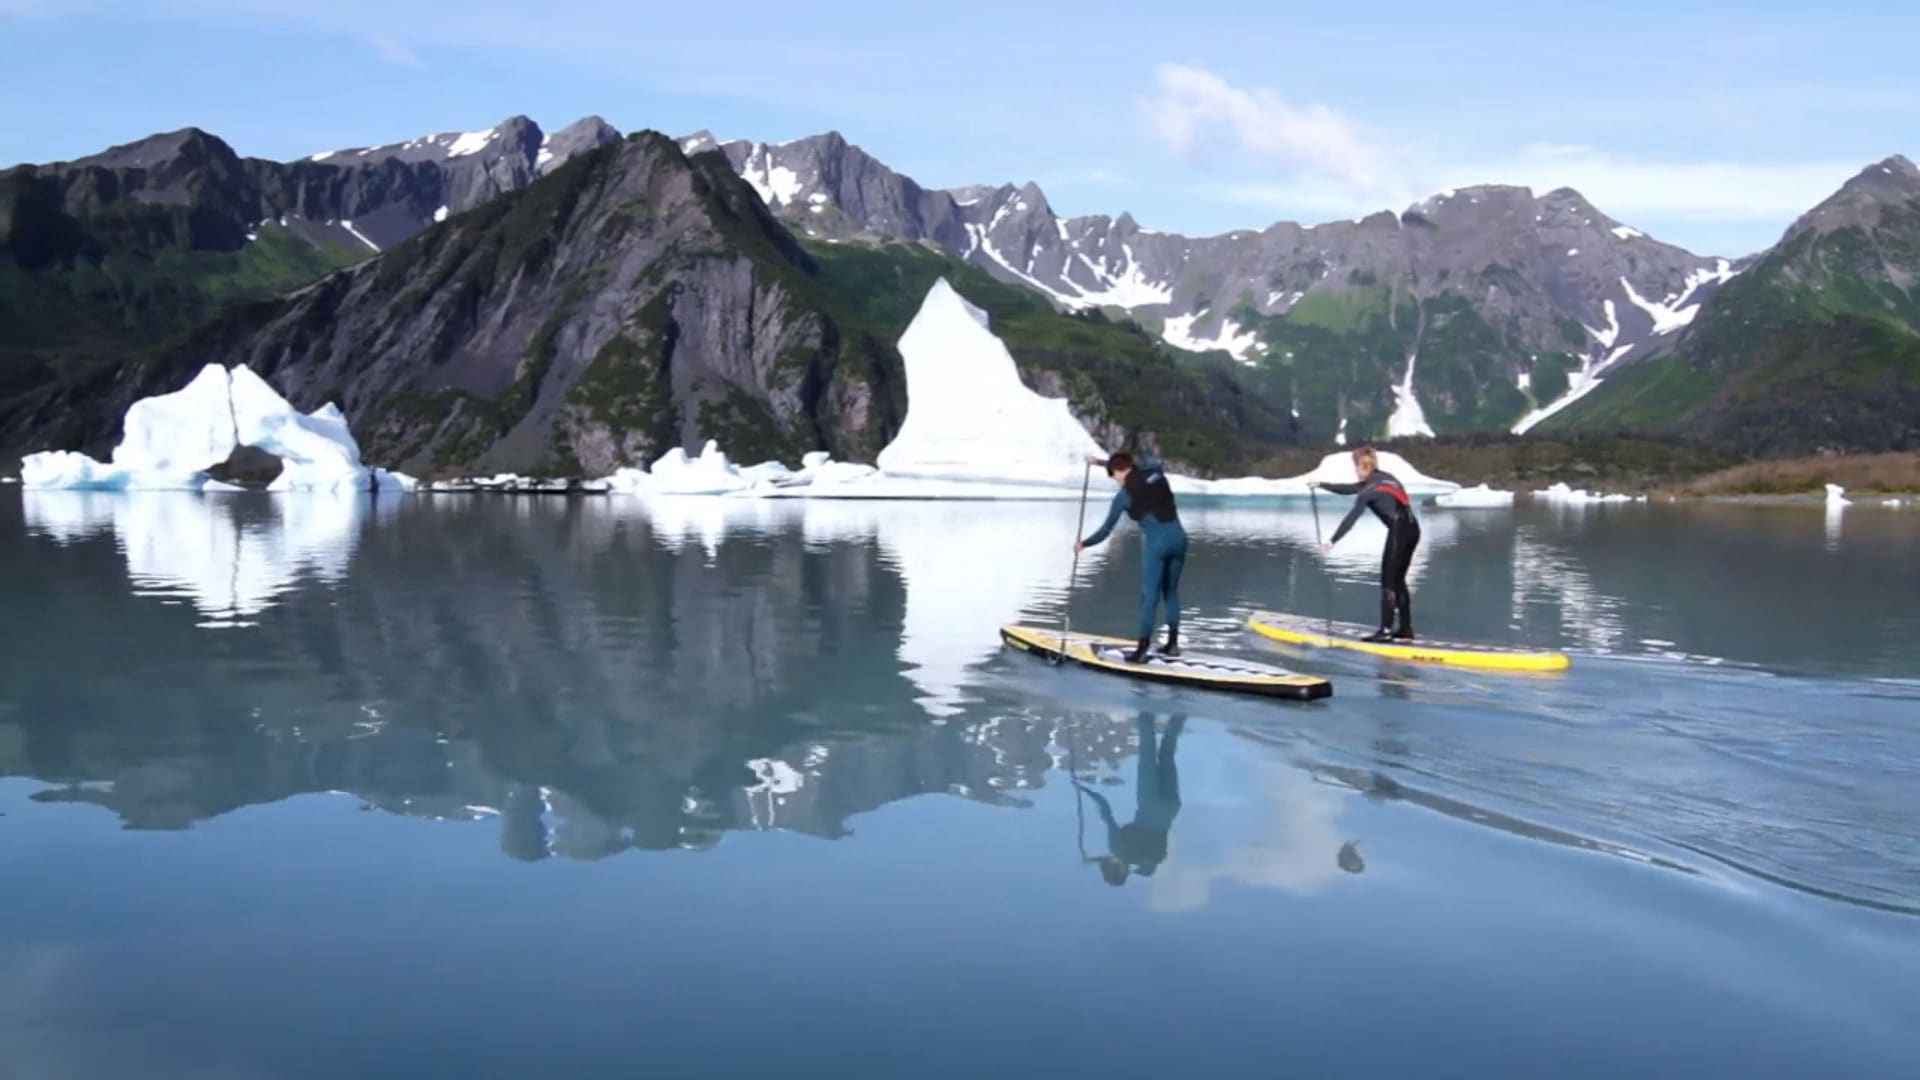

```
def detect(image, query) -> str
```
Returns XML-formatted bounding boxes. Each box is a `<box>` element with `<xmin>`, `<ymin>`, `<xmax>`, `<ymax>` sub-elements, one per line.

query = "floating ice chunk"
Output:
<box><xmin>1826</xmin><ymin>483</ymin><xmax>1851</xmax><ymax>507</ymax></box>
<box><xmin>1434</xmin><ymin>483</ymin><xmax>1515</xmax><ymax>508</ymax></box>
<box><xmin>613</xmin><ymin>440</ymin><xmax>755</xmax><ymax>495</ymax></box>
<box><xmin>20</xmin><ymin>364</ymin><xmax>415</xmax><ymax>492</ymax></box>
<box><xmin>1537</xmin><ymin>482</ymin><xmax>1637</xmax><ymax>504</ymax></box>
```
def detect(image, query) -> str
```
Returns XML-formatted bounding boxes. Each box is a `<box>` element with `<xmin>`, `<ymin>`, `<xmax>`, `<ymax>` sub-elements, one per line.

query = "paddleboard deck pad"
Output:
<box><xmin>1000</xmin><ymin>624</ymin><xmax>1332</xmax><ymax>701</ymax></box>
<box><xmin>1247</xmin><ymin>610</ymin><xmax>1570</xmax><ymax>672</ymax></box>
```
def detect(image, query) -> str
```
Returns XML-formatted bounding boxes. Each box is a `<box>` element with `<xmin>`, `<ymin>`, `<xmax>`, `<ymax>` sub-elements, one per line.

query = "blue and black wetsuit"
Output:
<box><xmin>1323</xmin><ymin>468</ymin><xmax>1420</xmax><ymax>638</ymax></box>
<box><xmin>1082</xmin><ymin>459</ymin><xmax>1188</xmax><ymax>657</ymax></box>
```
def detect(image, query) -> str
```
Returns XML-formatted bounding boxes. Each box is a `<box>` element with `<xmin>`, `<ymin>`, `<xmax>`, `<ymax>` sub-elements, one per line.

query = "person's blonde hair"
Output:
<box><xmin>1352</xmin><ymin>446</ymin><xmax>1378</xmax><ymax>469</ymax></box>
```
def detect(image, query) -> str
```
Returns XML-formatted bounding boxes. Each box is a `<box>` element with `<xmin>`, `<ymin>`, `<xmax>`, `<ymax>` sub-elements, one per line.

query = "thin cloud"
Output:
<box><xmin>1140</xmin><ymin>62</ymin><xmax>1385</xmax><ymax>191</ymax></box>
<box><xmin>370</xmin><ymin>34</ymin><xmax>423</xmax><ymax>68</ymax></box>
<box><xmin>1152</xmin><ymin>66</ymin><xmax>1871</xmax><ymax>235</ymax></box>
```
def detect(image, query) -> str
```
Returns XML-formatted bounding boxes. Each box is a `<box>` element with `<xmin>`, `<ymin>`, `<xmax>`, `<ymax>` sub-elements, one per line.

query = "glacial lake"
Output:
<box><xmin>2</xmin><ymin>488</ymin><xmax>1917</xmax><ymax>1078</ymax></box>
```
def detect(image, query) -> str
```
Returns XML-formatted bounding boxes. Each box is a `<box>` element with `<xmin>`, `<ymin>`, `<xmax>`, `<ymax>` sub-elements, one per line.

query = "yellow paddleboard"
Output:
<box><xmin>1000</xmin><ymin>624</ymin><xmax>1332</xmax><ymax>701</ymax></box>
<box><xmin>1247</xmin><ymin>611</ymin><xmax>1571</xmax><ymax>673</ymax></box>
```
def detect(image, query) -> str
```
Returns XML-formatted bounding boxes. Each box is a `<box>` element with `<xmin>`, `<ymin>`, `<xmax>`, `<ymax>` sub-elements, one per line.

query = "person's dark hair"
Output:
<box><xmin>1104</xmin><ymin>451</ymin><xmax>1135</xmax><ymax>477</ymax></box>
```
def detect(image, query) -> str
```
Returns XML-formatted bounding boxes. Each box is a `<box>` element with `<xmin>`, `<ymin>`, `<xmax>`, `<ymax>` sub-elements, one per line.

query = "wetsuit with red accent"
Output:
<box><xmin>1322</xmin><ymin>468</ymin><xmax>1420</xmax><ymax>637</ymax></box>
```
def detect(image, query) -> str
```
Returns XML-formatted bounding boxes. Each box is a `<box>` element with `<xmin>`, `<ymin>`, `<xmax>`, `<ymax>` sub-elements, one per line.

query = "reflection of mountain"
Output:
<box><xmin>2</xmin><ymin>493</ymin><xmax>1144</xmax><ymax>856</ymax></box>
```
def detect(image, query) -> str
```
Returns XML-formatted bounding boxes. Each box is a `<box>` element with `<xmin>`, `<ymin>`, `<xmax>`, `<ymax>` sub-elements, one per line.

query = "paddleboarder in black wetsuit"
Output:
<box><xmin>1311</xmin><ymin>446</ymin><xmax>1421</xmax><ymax>642</ymax></box>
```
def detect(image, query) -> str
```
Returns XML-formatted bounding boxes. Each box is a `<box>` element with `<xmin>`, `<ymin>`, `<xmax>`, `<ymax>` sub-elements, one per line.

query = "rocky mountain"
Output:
<box><xmin>689</xmin><ymin>130</ymin><xmax>1743</xmax><ymax>442</ymax></box>
<box><xmin>1549</xmin><ymin>155</ymin><xmax>1920</xmax><ymax>453</ymax></box>
<box><xmin>0</xmin><ymin>114</ymin><xmax>621</xmax><ymax>353</ymax></box>
<box><xmin>9</xmin><ymin>131</ymin><xmax>1284</xmax><ymax>476</ymax></box>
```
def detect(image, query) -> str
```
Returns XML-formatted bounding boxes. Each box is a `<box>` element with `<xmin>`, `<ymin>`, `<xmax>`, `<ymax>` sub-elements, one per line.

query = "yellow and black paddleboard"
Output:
<box><xmin>1000</xmin><ymin>624</ymin><xmax>1332</xmax><ymax>701</ymax></box>
<box><xmin>1247</xmin><ymin>610</ymin><xmax>1570</xmax><ymax>673</ymax></box>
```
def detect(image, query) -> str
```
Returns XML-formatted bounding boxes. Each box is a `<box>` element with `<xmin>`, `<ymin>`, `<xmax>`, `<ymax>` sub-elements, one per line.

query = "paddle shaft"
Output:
<box><xmin>1309</xmin><ymin>484</ymin><xmax>1331</xmax><ymax>634</ymax></box>
<box><xmin>1060</xmin><ymin>461</ymin><xmax>1093</xmax><ymax>657</ymax></box>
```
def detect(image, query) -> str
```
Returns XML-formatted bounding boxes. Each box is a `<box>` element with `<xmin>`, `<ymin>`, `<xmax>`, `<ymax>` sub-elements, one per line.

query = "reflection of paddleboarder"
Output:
<box><xmin>1076</xmin><ymin>714</ymin><xmax>1185</xmax><ymax>885</ymax></box>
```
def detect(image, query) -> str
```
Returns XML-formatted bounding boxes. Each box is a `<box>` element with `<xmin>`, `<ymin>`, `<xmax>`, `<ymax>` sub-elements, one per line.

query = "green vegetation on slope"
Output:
<box><xmin>1556</xmin><ymin>203</ymin><xmax>1920</xmax><ymax>452</ymax></box>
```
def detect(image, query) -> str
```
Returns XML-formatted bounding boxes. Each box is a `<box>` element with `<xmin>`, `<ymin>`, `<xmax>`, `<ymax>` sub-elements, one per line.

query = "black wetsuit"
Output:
<box><xmin>1323</xmin><ymin>469</ymin><xmax>1420</xmax><ymax>636</ymax></box>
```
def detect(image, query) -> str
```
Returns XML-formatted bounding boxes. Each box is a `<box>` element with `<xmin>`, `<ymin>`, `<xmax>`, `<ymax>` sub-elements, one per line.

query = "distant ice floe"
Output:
<box><xmin>1434</xmin><ymin>483</ymin><xmax>1515</xmax><ymax>509</ymax></box>
<box><xmin>1534</xmin><ymin>482</ymin><xmax>1642</xmax><ymax>505</ymax></box>
<box><xmin>20</xmin><ymin>364</ymin><xmax>416</xmax><ymax>493</ymax></box>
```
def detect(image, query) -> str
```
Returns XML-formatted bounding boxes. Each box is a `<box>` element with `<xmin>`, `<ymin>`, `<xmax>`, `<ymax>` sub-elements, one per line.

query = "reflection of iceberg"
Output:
<box><xmin>21</xmin><ymin>364</ymin><xmax>416</xmax><ymax>492</ymax></box>
<box><xmin>22</xmin><ymin>491</ymin><xmax>367</xmax><ymax>628</ymax></box>
<box><xmin>786</xmin><ymin>499</ymin><xmax>1111</xmax><ymax>718</ymax></box>
<box><xmin>1511</xmin><ymin>529</ymin><xmax>1627</xmax><ymax>653</ymax></box>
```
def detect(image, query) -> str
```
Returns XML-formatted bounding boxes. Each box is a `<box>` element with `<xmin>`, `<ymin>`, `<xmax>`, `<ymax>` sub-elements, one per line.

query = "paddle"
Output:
<box><xmin>1309</xmin><ymin>481</ymin><xmax>1333</xmax><ymax>637</ymax></box>
<box><xmin>1057</xmin><ymin>460</ymin><xmax>1093</xmax><ymax>664</ymax></box>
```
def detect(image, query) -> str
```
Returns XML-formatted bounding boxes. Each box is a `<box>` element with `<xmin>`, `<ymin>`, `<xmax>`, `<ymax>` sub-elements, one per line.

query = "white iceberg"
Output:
<box><xmin>1433</xmin><ymin>483</ymin><xmax>1515</xmax><ymax>509</ymax></box>
<box><xmin>19</xmin><ymin>363</ymin><xmax>417</xmax><ymax>493</ymax></box>
<box><xmin>1536</xmin><ymin>482</ymin><xmax>1639</xmax><ymax>505</ymax></box>
<box><xmin>608</xmin><ymin>439</ymin><xmax>756</xmax><ymax>495</ymax></box>
<box><xmin>1825</xmin><ymin>483</ymin><xmax>1851</xmax><ymax>507</ymax></box>
<box><xmin>593</xmin><ymin>279</ymin><xmax>1460</xmax><ymax>502</ymax></box>
<box><xmin>873</xmin><ymin>278</ymin><xmax>1105</xmax><ymax>489</ymax></box>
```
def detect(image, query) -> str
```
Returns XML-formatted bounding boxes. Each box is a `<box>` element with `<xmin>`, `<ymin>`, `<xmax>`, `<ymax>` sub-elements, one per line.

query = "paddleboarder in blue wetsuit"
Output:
<box><xmin>1310</xmin><ymin>446</ymin><xmax>1420</xmax><ymax>643</ymax></box>
<box><xmin>1075</xmin><ymin>451</ymin><xmax>1188</xmax><ymax>664</ymax></box>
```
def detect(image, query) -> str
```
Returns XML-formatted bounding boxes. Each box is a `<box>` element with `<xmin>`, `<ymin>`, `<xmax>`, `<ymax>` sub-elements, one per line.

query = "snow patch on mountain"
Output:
<box><xmin>446</xmin><ymin>128</ymin><xmax>499</xmax><ymax>158</ymax></box>
<box><xmin>341</xmin><ymin>219</ymin><xmax>380</xmax><ymax>252</ymax></box>
<box><xmin>1611</xmin><ymin>225</ymin><xmax>1645</xmax><ymax>240</ymax></box>
<box><xmin>1066</xmin><ymin>245</ymin><xmax>1174</xmax><ymax>308</ymax></box>
<box><xmin>741</xmin><ymin>148</ymin><xmax>804</xmax><ymax>207</ymax></box>
<box><xmin>1162</xmin><ymin>314</ymin><xmax>1259</xmax><ymax>362</ymax></box>
<box><xmin>1387</xmin><ymin>353</ymin><xmax>1436</xmax><ymax>438</ymax></box>
<box><xmin>1512</xmin><ymin>342</ymin><xmax>1636</xmax><ymax>435</ymax></box>
<box><xmin>1582</xmin><ymin>300</ymin><xmax>1621</xmax><ymax>349</ymax></box>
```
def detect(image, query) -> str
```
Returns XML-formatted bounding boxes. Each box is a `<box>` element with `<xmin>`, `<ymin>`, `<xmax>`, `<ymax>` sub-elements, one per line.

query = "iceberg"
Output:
<box><xmin>593</xmin><ymin>279</ymin><xmax>1460</xmax><ymax>501</ymax></box>
<box><xmin>1433</xmin><ymin>483</ymin><xmax>1515</xmax><ymax>509</ymax></box>
<box><xmin>608</xmin><ymin>440</ymin><xmax>757</xmax><ymax>495</ymax></box>
<box><xmin>19</xmin><ymin>363</ymin><xmax>417</xmax><ymax>493</ymax></box>
<box><xmin>1825</xmin><ymin>483</ymin><xmax>1851</xmax><ymax>507</ymax></box>
<box><xmin>1536</xmin><ymin>482</ymin><xmax>1639</xmax><ymax>505</ymax></box>
<box><xmin>872</xmin><ymin>279</ymin><xmax>1106</xmax><ymax>489</ymax></box>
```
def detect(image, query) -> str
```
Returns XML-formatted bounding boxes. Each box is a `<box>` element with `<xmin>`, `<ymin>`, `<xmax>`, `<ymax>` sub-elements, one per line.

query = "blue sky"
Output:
<box><xmin>3</xmin><ymin>0</ymin><xmax>1915</xmax><ymax>256</ymax></box>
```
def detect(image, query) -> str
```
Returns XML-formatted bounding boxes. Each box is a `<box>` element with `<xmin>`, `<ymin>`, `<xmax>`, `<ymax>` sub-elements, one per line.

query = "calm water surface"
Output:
<box><xmin>2</xmin><ymin>489</ymin><xmax>1916</xmax><ymax>1078</ymax></box>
